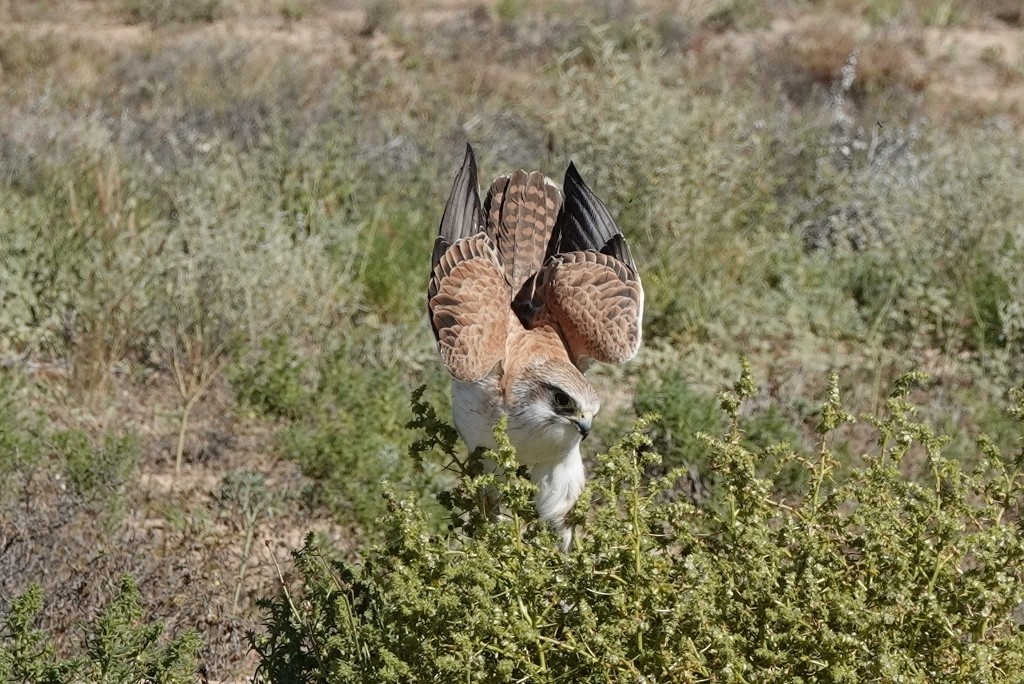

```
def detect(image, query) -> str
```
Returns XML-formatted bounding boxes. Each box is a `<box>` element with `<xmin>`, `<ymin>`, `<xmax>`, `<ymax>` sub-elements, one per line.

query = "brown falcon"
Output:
<box><xmin>427</xmin><ymin>144</ymin><xmax>643</xmax><ymax>549</ymax></box>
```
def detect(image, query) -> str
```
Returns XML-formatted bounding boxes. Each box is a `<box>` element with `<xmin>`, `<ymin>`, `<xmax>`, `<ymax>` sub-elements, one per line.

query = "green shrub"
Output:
<box><xmin>252</xmin><ymin>368</ymin><xmax>1024</xmax><ymax>682</ymax></box>
<box><xmin>356</xmin><ymin>208</ymin><xmax>432</xmax><ymax>323</ymax></box>
<box><xmin>634</xmin><ymin>368</ymin><xmax>726</xmax><ymax>469</ymax></box>
<box><xmin>251</xmin><ymin>342</ymin><xmax>446</xmax><ymax>528</ymax></box>
<box><xmin>0</xmin><ymin>576</ymin><xmax>202</xmax><ymax>684</ymax></box>
<box><xmin>0</xmin><ymin>30</ymin><xmax>60</xmax><ymax>79</ymax></box>
<box><xmin>48</xmin><ymin>428</ymin><xmax>138</xmax><ymax>525</ymax></box>
<box><xmin>494</xmin><ymin>0</ymin><xmax>525</xmax><ymax>23</ymax></box>
<box><xmin>231</xmin><ymin>335</ymin><xmax>312</xmax><ymax>421</ymax></box>
<box><xmin>0</xmin><ymin>166</ymin><xmax>154</xmax><ymax>366</ymax></box>
<box><xmin>635</xmin><ymin>366</ymin><xmax>805</xmax><ymax>500</ymax></box>
<box><xmin>57</xmin><ymin>430</ymin><xmax>137</xmax><ymax>501</ymax></box>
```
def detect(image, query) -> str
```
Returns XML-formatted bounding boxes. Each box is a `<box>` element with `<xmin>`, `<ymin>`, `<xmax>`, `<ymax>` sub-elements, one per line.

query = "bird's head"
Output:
<box><xmin>504</xmin><ymin>360</ymin><xmax>600</xmax><ymax>463</ymax></box>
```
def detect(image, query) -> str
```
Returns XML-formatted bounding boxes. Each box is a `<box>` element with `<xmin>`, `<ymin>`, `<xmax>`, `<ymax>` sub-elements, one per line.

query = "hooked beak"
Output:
<box><xmin>573</xmin><ymin>416</ymin><xmax>592</xmax><ymax>440</ymax></box>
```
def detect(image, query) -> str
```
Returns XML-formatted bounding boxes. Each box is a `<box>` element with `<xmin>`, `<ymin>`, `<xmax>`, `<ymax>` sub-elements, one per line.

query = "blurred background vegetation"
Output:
<box><xmin>1</xmin><ymin>0</ymin><xmax>1022</xmax><ymax>679</ymax></box>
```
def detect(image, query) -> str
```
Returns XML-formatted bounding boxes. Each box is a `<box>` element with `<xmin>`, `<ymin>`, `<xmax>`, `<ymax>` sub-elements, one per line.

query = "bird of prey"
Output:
<box><xmin>427</xmin><ymin>144</ymin><xmax>643</xmax><ymax>550</ymax></box>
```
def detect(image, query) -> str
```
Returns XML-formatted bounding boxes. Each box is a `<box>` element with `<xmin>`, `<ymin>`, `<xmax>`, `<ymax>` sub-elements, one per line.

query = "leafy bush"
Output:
<box><xmin>0</xmin><ymin>159</ymin><xmax>158</xmax><ymax>379</ymax></box>
<box><xmin>634</xmin><ymin>368</ymin><xmax>726</xmax><ymax>468</ymax></box>
<box><xmin>58</xmin><ymin>430</ymin><xmax>137</xmax><ymax>502</ymax></box>
<box><xmin>231</xmin><ymin>335</ymin><xmax>312</xmax><ymax>421</ymax></box>
<box><xmin>0</xmin><ymin>575</ymin><xmax>201</xmax><ymax>684</ymax></box>
<box><xmin>249</xmin><ymin>370</ymin><xmax>1024</xmax><ymax>679</ymax></box>
<box><xmin>252</xmin><ymin>368</ymin><xmax>1024</xmax><ymax>682</ymax></box>
<box><xmin>634</xmin><ymin>367</ymin><xmax>805</xmax><ymax>502</ymax></box>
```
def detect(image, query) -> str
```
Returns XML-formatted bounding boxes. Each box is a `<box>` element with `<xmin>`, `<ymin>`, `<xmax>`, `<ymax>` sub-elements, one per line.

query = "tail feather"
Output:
<box><xmin>484</xmin><ymin>169</ymin><xmax>562</xmax><ymax>297</ymax></box>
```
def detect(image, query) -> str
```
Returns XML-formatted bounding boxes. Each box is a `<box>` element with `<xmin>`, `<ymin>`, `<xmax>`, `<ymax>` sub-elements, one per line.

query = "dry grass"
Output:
<box><xmin>2</xmin><ymin>0</ymin><xmax>1024</xmax><ymax>679</ymax></box>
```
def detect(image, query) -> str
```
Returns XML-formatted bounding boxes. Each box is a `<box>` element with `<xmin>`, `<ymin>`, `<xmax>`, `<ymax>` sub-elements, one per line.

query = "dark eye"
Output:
<box><xmin>553</xmin><ymin>391</ymin><xmax>572</xmax><ymax>408</ymax></box>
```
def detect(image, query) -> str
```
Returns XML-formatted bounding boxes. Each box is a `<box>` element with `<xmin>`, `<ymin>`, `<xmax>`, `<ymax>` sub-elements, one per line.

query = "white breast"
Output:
<box><xmin>450</xmin><ymin>374</ymin><xmax>586</xmax><ymax>552</ymax></box>
<box><xmin>451</xmin><ymin>378</ymin><xmax>502</xmax><ymax>452</ymax></box>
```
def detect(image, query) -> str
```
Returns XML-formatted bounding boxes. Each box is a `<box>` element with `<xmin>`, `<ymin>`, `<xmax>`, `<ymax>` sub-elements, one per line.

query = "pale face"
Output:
<box><xmin>504</xmin><ymin>361</ymin><xmax>600</xmax><ymax>465</ymax></box>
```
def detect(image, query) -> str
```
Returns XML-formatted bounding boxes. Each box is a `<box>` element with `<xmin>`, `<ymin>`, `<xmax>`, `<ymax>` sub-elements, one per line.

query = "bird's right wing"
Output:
<box><xmin>514</xmin><ymin>162</ymin><xmax>643</xmax><ymax>366</ymax></box>
<box><xmin>428</xmin><ymin>145</ymin><xmax>508</xmax><ymax>382</ymax></box>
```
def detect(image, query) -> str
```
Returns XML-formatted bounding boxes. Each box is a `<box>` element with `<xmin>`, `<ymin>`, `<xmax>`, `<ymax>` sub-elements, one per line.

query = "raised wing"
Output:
<box><xmin>514</xmin><ymin>162</ymin><xmax>643</xmax><ymax>365</ymax></box>
<box><xmin>428</xmin><ymin>145</ymin><xmax>508</xmax><ymax>382</ymax></box>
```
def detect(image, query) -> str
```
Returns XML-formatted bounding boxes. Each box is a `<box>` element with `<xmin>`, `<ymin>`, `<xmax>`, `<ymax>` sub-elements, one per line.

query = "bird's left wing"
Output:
<box><xmin>514</xmin><ymin>162</ymin><xmax>643</xmax><ymax>366</ymax></box>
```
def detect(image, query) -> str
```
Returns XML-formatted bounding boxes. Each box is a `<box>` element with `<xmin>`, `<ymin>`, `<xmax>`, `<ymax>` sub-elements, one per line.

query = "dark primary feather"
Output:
<box><xmin>433</xmin><ymin>144</ymin><xmax>485</xmax><ymax>272</ymax></box>
<box><xmin>546</xmin><ymin>162</ymin><xmax>634</xmax><ymax>269</ymax></box>
<box><xmin>514</xmin><ymin>161</ymin><xmax>636</xmax><ymax>322</ymax></box>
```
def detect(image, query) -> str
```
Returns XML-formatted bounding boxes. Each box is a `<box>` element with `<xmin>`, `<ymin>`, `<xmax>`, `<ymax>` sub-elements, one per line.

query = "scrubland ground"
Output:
<box><xmin>1</xmin><ymin>0</ymin><xmax>1023</xmax><ymax>680</ymax></box>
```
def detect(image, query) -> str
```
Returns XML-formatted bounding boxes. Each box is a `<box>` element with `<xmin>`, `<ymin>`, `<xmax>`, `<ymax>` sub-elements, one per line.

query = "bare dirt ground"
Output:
<box><xmin>2</xmin><ymin>368</ymin><xmax>353</xmax><ymax>681</ymax></box>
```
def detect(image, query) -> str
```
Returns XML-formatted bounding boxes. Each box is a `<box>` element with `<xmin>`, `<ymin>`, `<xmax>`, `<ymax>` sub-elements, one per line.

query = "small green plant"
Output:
<box><xmin>58</xmin><ymin>430</ymin><xmax>137</xmax><ymax>500</ymax></box>
<box><xmin>355</xmin><ymin>208</ymin><xmax>431</xmax><ymax>323</ymax></box>
<box><xmin>634</xmin><ymin>367</ymin><xmax>726</xmax><ymax>468</ymax></box>
<box><xmin>277</xmin><ymin>0</ymin><xmax>308</xmax><ymax>24</ymax></box>
<box><xmin>0</xmin><ymin>576</ymin><xmax>202</xmax><ymax>683</ymax></box>
<box><xmin>495</xmin><ymin>0</ymin><xmax>526</xmax><ymax>23</ymax></box>
<box><xmin>0</xmin><ymin>373</ymin><xmax>41</xmax><ymax>484</ymax></box>
<box><xmin>634</xmin><ymin>365</ymin><xmax>804</xmax><ymax>499</ymax></box>
<box><xmin>922</xmin><ymin>0</ymin><xmax>960</xmax><ymax>26</ymax></box>
<box><xmin>252</xmin><ymin>368</ymin><xmax>1024</xmax><ymax>682</ymax></box>
<box><xmin>231</xmin><ymin>335</ymin><xmax>311</xmax><ymax>421</ymax></box>
<box><xmin>219</xmin><ymin>470</ymin><xmax>274</xmax><ymax>610</ymax></box>
<box><xmin>249</xmin><ymin>342</ymin><xmax>445</xmax><ymax>529</ymax></box>
<box><xmin>55</xmin><ymin>429</ymin><xmax>138</xmax><ymax>523</ymax></box>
